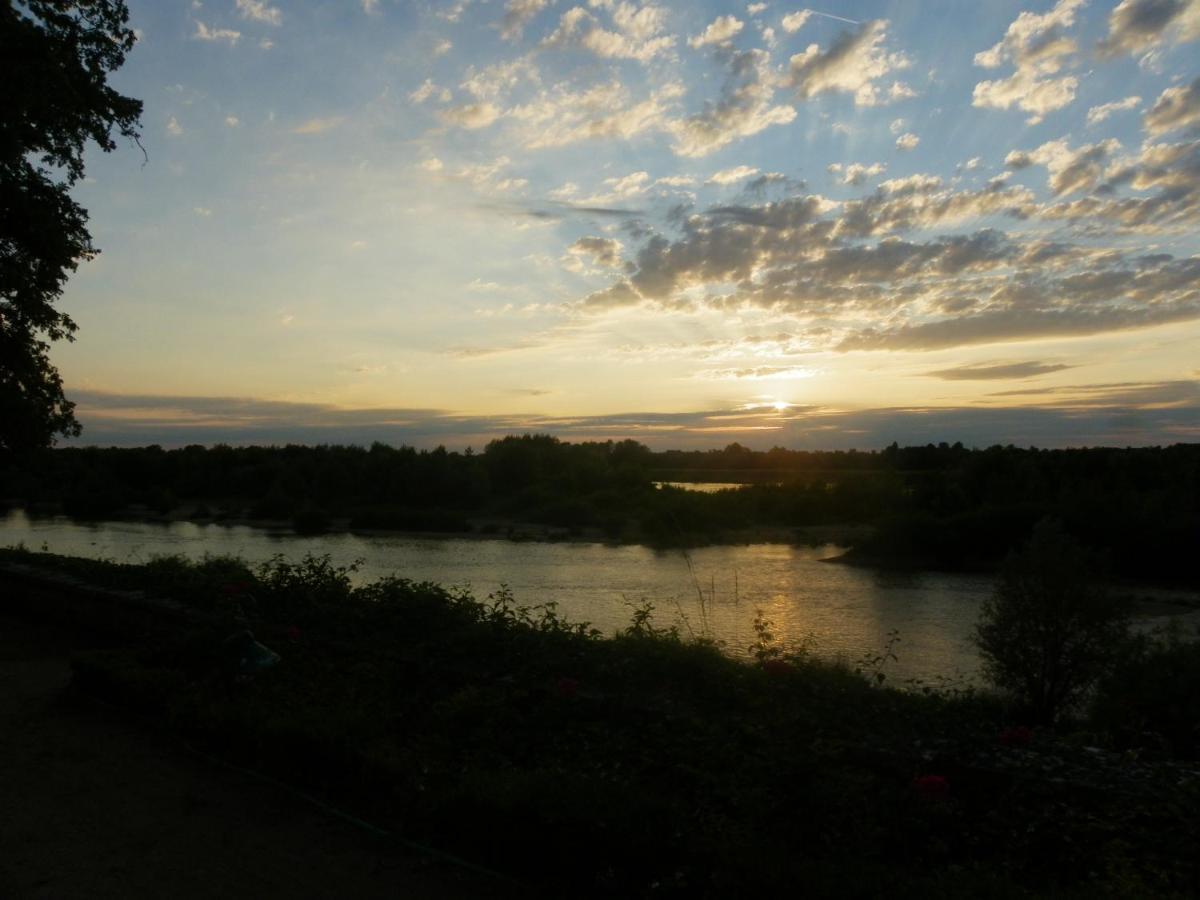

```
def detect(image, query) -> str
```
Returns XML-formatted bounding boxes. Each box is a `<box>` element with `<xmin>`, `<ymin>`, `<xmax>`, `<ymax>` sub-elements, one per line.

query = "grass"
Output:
<box><xmin>2</xmin><ymin>546</ymin><xmax>1197</xmax><ymax>897</ymax></box>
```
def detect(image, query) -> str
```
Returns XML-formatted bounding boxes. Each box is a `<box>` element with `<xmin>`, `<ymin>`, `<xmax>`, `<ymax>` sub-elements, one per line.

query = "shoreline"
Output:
<box><xmin>6</xmin><ymin>507</ymin><xmax>1199</xmax><ymax>610</ymax></box>
<box><xmin>1</xmin><ymin>503</ymin><xmax>873</xmax><ymax>552</ymax></box>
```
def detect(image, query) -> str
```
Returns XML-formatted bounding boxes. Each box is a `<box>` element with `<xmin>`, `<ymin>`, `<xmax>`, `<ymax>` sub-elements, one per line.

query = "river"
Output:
<box><xmin>3</xmin><ymin>509</ymin><xmax>1195</xmax><ymax>685</ymax></box>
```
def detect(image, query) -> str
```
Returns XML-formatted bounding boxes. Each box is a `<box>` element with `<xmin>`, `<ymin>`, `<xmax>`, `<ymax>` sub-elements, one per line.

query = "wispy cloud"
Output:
<box><xmin>291</xmin><ymin>116</ymin><xmax>346</xmax><ymax>135</ymax></box>
<box><xmin>923</xmin><ymin>361</ymin><xmax>1074</xmax><ymax>381</ymax></box>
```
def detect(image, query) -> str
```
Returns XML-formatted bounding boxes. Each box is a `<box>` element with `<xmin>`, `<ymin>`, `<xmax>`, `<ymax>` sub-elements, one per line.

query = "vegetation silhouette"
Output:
<box><xmin>0</xmin><ymin>1</ymin><xmax>142</xmax><ymax>455</ymax></box>
<box><xmin>974</xmin><ymin>520</ymin><xmax>1132</xmax><ymax>723</ymax></box>
<box><xmin>5</xmin><ymin>546</ymin><xmax>1197</xmax><ymax>897</ymax></box>
<box><xmin>5</xmin><ymin>436</ymin><xmax>1198</xmax><ymax>585</ymax></box>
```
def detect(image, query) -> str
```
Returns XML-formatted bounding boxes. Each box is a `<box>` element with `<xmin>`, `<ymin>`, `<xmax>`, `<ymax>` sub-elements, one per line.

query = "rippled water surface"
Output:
<box><xmin>4</xmin><ymin>509</ymin><xmax>1193</xmax><ymax>684</ymax></box>
<box><xmin>3</xmin><ymin>509</ymin><xmax>986</xmax><ymax>682</ymax></box>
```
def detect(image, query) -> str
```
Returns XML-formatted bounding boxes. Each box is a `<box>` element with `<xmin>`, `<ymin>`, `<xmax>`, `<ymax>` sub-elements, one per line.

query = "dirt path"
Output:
<box><xmin>0</xmin><ymin>610</ymin><xmax>518</xmax><ymax>900</ymax></box>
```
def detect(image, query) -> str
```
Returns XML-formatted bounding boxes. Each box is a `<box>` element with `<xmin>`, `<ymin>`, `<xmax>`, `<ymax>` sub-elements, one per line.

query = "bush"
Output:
<box><xmin>1091</xmin><ymin>627</ymin><xmax>1200</xmax><ymax>758</ymax></box>
<box><xmin>974</xmin><ymin>520</ymin><xmax>1131</xmax><ymax>723</ymax></box>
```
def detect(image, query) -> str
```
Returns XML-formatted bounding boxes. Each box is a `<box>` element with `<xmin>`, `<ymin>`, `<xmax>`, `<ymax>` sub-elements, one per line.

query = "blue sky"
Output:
<box><xmin>56</xmin><ymin>0</ymin><xmax>1200</xmax><ymax>448</ymax></box>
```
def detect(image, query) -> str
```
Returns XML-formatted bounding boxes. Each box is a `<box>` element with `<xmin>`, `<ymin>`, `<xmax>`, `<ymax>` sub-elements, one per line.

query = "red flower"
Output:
<box><xmin>555</xmin><ymin>677</ymin><xmax>580</xmax><ymax>699</ymax></box>
<box><xmin>999</xmin><ymin>726</ymin><xmax>1034</xmax><ymax>747</ymax></box>
<box><xmin>913</xmin><ymin>775</ymin><xmax>950</xmax><ymax>800</ymax></box>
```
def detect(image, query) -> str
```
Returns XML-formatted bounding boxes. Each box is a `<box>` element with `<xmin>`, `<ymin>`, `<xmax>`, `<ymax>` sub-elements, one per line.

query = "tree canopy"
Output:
<box><xmin>1</xmin><ymin>0</ymin><xmax>142</xmax><ymax>454</ymax></box>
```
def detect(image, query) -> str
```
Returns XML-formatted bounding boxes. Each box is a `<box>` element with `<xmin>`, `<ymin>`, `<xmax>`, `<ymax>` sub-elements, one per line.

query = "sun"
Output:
<box><xmin>772</xmin><ymin>401</ymin><xmax>790</xmax><ymax>412</ymax></box>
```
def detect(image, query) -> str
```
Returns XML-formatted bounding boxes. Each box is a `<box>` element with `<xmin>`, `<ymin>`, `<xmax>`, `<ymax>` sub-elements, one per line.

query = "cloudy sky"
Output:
<box><xmin>60</xmin><ymin>0</ymin><xmax>1200</xmax><ymax>448</ymax></box>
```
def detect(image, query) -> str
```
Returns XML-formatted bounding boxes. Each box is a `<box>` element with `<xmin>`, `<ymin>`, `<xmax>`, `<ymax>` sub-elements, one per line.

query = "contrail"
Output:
<box><xmin>805</xmin><ymin>8</ymin><xmax>863</xmax><ymax>26</ymax></box>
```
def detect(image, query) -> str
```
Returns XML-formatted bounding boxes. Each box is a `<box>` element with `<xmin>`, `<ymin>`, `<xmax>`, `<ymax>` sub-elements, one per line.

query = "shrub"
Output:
<box><xmin>974</xmin><ymin>520</ymin><xmax>1131</xmax><ymax>723</ymax></box>
<box><xmin>1091</xmin><ymin>626</ymin><xmax>1200</xmax><ymax>758</ymax></box>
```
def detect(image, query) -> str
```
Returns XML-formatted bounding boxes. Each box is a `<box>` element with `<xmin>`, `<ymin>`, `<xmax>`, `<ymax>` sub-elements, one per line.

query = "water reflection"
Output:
<box><xmin>653</xmin><ymin>482</ymin><xmax>756</xmax><ymax>493</ymax></box>
<box><xmin>3</xmin><ymin>509</ymin><xmax>1194</xmax><ymax>685</ymax></box>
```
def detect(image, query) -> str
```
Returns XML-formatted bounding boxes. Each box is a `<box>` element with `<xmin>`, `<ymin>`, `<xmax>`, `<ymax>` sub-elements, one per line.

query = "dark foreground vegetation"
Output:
<box><xmin>3</xmin><ymin>545</ymin><xmax>1198</xmax><ymax>897</ymax></box>
<box><xmin>3</xmin><ymin>437</ymin><xmax>1200</xmax><ymax>586</ymax></box>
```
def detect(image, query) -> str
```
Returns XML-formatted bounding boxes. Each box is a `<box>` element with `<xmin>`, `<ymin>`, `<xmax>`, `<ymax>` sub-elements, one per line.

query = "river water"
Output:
<box><xmin>4</xmin><ymin>509</ymin><xmax>1195</xmax><ymax>685</ymax></box>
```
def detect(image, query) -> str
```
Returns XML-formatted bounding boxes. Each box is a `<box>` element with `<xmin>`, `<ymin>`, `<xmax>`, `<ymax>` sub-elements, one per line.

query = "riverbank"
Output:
<box><xmin>3</xmin><ymin>549</ymin><xmax>1198</xmax><ymax>897</ymax></box>
<box><xmin>828</xmin><ymin>546</ymin><xmax>1200</xmax><ymax>609</ymax></box>
<box><xmin>5</xmin><ymin>500</ymin><xmax>874</xmax><ymax>550</ymax></box>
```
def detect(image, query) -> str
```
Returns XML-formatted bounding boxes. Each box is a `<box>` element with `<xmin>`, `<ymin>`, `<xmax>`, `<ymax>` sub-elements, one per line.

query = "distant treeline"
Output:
<box><xmin>2</xmin><ymin>437</ymin><xmax>1198</xmax><ymax>584</ymax></box>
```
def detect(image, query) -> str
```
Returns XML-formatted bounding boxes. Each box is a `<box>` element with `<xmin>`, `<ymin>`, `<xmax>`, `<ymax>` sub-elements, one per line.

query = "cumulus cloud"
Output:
<box><xmin>441</xmin><ymin>102</ymin><xmax>503</xmax><ymax>129</ymax></box>
<box><xmin>780</xmin><ymin>10</ymin><xmax>811</xmax><ymax>33</ymax></box>
<box><xmin>566</xmin><ymin>159</ymin><xmax>1198</xmax><ymax>358</ymax></box>
<box><xmin>1042</xmin><ymin>139</ymin><xmax>1200</xmax><ymax>230</ymax></box>
<box><xmin>166</xmin><ymin>116</ymin><xmax>183</xmax><ymax>137</ymax></box>
<box><xmin>839</xmin><ymin>298</ymin><xmax>1200</xmax><ymax>351</ymax></box>
<box><xmin>671</xmin><ymin>48</ymin><xmax>795</xmax><ymax>156</ymax></box>
<box><xmin>1097</xmin><ymin>0</ymin><xmax>1200</xmax><ymax>59</ymax></box>
<box><xmin>235</xmin><ymin>0</ymin><xmax>281</xmax><ymax>26</ymax></box>
<box><xmin>1006</xmin><ymin>138</ymin><xmax>1122</xmax><ymax>195</ymax></box>
<box><xmin>1086</xmin><ymin>95</ymin><xmax>1142</xmax><ymax>126</ymax></box>
<box><xmin>566</xmin><ymin>236</ymin><xmax>626</xmax><ymax>269</ymax></box>
<box><xmin>579</xmin><ymin>178</ymin><xmax>1042</xmax><ymax>324</ymax></box>
<box><xmin>459</xmin><ymin>56</ymin><xmax>541</xmax><ymax>102</ymax></box>
<box><xmin>971</xmin><ymin>0</ymin><xmax>1085</xmax><ymax>124</ymax></box>
<box><xmin>193</xmin><ymin>20</ymin><xmax>241</xmax><ymax>45</ymax></box>
<box><xmin>500</xmin><ymin>0</ymin><xmax>554</xmax><ymax>41</ymax></box>
<box><xmin>828</xmin><ymin>162</ymin><xmax>886</xmax><ymax>185</ymax></box>
<box><xmin>511</xmin><ymin>80</ymin><xmax>682</xmax><ymax>148</ymax></box>
<box><xmin>409</xmin><ymin>78</ymin><xmax>452</xmax><ymax>104</ymax></box>
<box><xmin>543</xmin><ymin>4</ymin><xmax>674</xmax><ymax>61</ymax></box>
<box><xmin>689</xmin><ymin>14</ymin><xmax>744</xmax><ymax>47</ymax></box>
<box><xmin>1144</xmin><ymin>76</ymin><xmax>1200</xmax><ymax>135</ymax></box>
<box><xmin>786</xmin><ymin>20</ymin><xmax>912</xmax><ymax>106</ymax></box>
<box><xmin>895</xmin><ymin>132</ymin><xmax>919</xmax><ymax>151</ymax></box>
<box><xmin>832</xmin><ymin>178</ymin><xmax>1034</xmax><ymax>238</ymax></box>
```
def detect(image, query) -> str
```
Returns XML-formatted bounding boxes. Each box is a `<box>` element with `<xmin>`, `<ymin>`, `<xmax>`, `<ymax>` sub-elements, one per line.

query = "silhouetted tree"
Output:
<box><xmin>1</xmin><ymin>1</ymin><xmax>142</xmax><ymax>453</ymax></box>
<box><xmin>975</xmin><ymin>520</ymin><xmax>1131</xmax><ymax>723</ymax></box>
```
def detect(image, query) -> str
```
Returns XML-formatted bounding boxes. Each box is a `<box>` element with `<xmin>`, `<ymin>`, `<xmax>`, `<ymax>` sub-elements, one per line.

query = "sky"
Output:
<box><xmin>56</xmin><ymin>0</ymin><xmax>1200</xmax><ymax>449</ymax></box>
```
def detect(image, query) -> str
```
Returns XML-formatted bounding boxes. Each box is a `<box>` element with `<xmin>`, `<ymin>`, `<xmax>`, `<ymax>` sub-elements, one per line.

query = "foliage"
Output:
<box><xmin>975</xmin><ymin>520</ymin><xmax>1132</xmax><ymax>723</ymax></box>
<box><xmin>1091</xmin><ymin>625</ymin><xmax>1200</xmax><ymax>759</ymax></box>
<box><xmin>4</xmin><ymin>547</ymin><xmax>1199</xmax><ymax>896</ymax></box>
<box><xmin>0</xmin><ymin>1</ymin><xmax>142</xmax><ymax>453</ymax></box>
